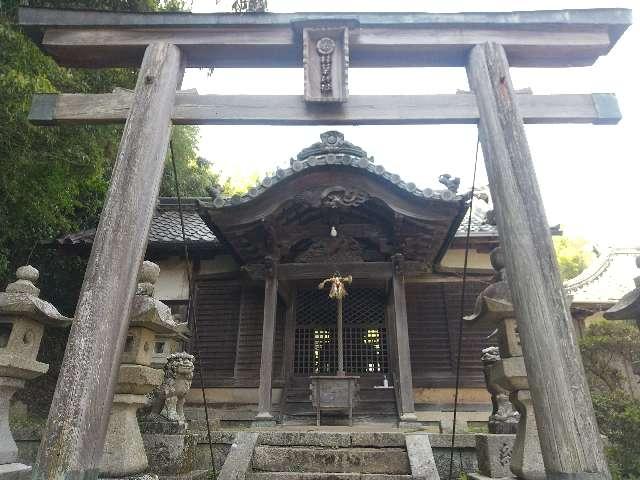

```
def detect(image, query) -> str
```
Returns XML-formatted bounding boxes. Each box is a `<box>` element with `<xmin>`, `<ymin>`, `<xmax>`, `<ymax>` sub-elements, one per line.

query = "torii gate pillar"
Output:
<box><xmin>467</xmin><ymin>42</ymin><xmax>610</xmax><ymax>479</ymax></box>
<box><xmin>33</xmin><ymin>42</ymin><xmax>183</xmax><ymax>479</ymax></box>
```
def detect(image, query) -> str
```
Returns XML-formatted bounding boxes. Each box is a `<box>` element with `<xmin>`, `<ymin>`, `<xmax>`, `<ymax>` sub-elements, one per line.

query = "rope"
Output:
<box><xmin>447</xmin><ymin>134</ymin><xmax>481</xmax><ymax>480</ymax></box>
<box><xmin>169</xmin><ymin>140</ymin><xmax>217</xmax><ymax>478</ymax></box>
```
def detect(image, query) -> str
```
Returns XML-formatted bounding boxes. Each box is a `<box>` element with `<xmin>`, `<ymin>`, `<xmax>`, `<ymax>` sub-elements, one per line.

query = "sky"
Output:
<box><xmin>182</xmin><ymin>0</ymin><xmax>639</xmax><ymax>248</ymax></box>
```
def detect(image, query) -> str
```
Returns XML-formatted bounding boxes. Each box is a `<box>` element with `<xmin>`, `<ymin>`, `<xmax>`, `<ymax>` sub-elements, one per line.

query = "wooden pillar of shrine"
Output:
<box><xmin>466</xmin><ymin>42</ymin><xmax>610</xmax><ymax>479</ymax></box>
<box><xmin>255</xmin><ymin>256</ymin><xmax>278</xmax><ymax>425</ymax></box>
<box><xmin>391</xmin><ymin>254</ymin><xmax>417</xmax><ymax>424</ymax></box>
<box><xmin>33</xmin><ymin>43</ymin><xmax>183</xmax><ymax>479</ymax></box>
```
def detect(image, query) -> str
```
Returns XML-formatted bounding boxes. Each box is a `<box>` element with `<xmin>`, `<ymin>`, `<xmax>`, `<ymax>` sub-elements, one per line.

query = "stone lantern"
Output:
<box><xmin>0</xmin><ymin>265</ymin><xmax>72</xmax><ymax>476</ymax></box>
<box><xmin>465</xmin><ymin>248</ymin><xmax>543</xmax><ymax>480</ymax></box>
<box><xmin>99</xmin><ymin>261</ymin><xmax>184</xmax><ymax>479</ymax></box>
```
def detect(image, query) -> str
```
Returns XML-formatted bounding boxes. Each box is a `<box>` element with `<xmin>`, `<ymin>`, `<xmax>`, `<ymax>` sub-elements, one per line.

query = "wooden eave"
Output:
<box><xmin>198</xmin><ymin>164</ymin><xmax>467</xmax><ymax>267</ymax></box>
<box><xmin>18</xmin><ymin>7</ymin><xmax>631</xmax><ymax>68</ymax></box>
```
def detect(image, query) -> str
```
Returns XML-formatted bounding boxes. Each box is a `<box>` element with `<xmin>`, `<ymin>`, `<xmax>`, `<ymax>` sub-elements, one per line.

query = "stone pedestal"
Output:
<box><xmin>102</xmin><ymin>394</ymin><xmax>154</xmax><ymax>478</ymax></box>
<box><xmin>475</xmin><ymin>433</ymin><xmax>515</xmax><ymax>479</ymax></box>
<box><xmin>465</xmin><ymin>249</ymin><xmax>544</xmax><ymax>480</ymax></box>
<box><xmin>0</xmin><ymin>378</ymin><xmax>24</xmax><ymax>464</ymax></box>
<box><xmin>252</xmin><ymin>412</ymin><xmax>276</xmax><ymax>428</ymax></box>
<box><xmin>510</xmin><ymin>390</ymin><xmax>544</xmax><ymax>480</ymax></box>
<box><xmin>141</xmin><ymin>421</ymin><xmax>196</xmax><ymax>477</ymax></box>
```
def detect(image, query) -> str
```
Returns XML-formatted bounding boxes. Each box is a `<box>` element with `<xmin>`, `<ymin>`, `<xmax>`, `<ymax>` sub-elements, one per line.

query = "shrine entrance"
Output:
<box><xmin>293</xmin><ymin>287</ymin><xmax>389</xmax><ymax>377</ymax></box>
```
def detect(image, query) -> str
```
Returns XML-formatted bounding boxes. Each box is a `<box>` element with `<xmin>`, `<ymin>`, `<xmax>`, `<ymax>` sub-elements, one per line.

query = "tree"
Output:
<box><xmin>159</xmin><ymin>126</ymin><xmax>222</xmax><ymax>198</ymax></box>
<box><xmin>580</xmin><ymin>321</ymin><xmax>640</xmax><ymax>479</ymax></box>
<box><xmin>1</xmin><ymin>0</ymin><xmax>224</xmax><ymax>420</ymax></box>
<box><xmin>580</xmin><ymin>320</ymin><xmax>640</xmax><ymax>395</ymax></box>
<box><xmin>232</xmin><ymin>0</ymin><xmax>267</xmax><ymax>13</ymax></box>
<box><xmin>553</xmin><ymin>236</ymin><xmax>593</xmax><ymax>281</ymax></box>
<box><xmin>0</xmin><ymin>0</ymin><xmax>221</xmax><ymax>302</ymax></box>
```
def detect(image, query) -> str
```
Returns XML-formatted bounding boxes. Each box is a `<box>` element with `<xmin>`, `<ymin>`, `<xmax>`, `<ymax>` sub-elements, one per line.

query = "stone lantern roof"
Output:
<box><xmin>0</xmin><ymin>265</ymin><xmax>72</xmax><ymax>327</ymax></box>
<box><xmin>130</xmin><ymin>261</ymin><xmax>183</xmax><ymax>335</ymax></box>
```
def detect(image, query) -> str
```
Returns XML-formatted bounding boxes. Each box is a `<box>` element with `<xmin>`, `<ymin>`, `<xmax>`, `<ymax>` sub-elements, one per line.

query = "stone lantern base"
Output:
<box><xmin>0</xmin><ymin>377</ymin><xmax>25</xmax><ymax>465</ymax></box>
<box><xmin>101</xmin><ymin>394</ymin><xmax>152</xmax><ymax>478</ymax></box>
<box><xmin>99</xmin><ymin>365</ymin><xmax>163</xmax><ymax>479</ymax></box>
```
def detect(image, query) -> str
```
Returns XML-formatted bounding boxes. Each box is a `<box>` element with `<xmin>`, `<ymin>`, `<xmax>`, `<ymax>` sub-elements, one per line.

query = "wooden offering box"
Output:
<box><xmin>310</xmin><ymin>375</ymin><xmax>359</xmax><ymax>426</ymax></box>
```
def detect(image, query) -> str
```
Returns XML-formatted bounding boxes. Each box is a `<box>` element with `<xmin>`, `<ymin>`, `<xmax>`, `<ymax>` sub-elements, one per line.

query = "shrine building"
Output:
<box><xmin>56</xmin><ymin>130</ymin><xmax>504</xmax><ymax>429</ymax></box>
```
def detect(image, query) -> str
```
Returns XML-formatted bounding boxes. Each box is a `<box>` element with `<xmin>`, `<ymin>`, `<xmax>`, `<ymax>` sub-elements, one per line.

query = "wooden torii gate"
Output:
<box><xmin>19</xmin><ymin>6</ymin><xmax>631</xmax><ymax>480</ymax></box>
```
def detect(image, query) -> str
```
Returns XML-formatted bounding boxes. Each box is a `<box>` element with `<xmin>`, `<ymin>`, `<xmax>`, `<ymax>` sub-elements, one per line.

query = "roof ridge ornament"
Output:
<box><xmin>205</xmin><ymin>131</ymin><xmax>465</xmax><ymax>208</ymax></box>
<box><xmin>296</xmin><ymin>131</ymin><xmax>368</xmax><ymax>161</ymax></box>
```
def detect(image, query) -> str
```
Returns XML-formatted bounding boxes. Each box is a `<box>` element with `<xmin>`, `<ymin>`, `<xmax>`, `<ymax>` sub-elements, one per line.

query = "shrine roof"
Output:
<box><xmin>206</xmin><ymin>131</ymin><xmax>467</xmax><ymax>210</ymax></box>
<box><xmin>52</xmin><ymin>199</ymin><xmax>220</xmax><ymax>256</ymax></box>
<box><xmin>197</xmin><ymin>131</ymin><xmax>476</xmax><ymax>265</ymax></box>
<box><xmin>565</xmin><ymin>247</ymin><xmax>640</xmax><ymax>306</ymax></box>
<box><xmin>52</xmin><ymin>132</ymin><xmax>506</xmax><ymax>260</ymax></box>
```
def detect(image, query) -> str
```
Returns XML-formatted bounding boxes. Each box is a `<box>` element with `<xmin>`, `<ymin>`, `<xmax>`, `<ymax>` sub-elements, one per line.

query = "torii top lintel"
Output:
<box><xmin>19</xmin><ymin>7</ymin><xmax>631</xmax><ymax>69</ymax></box>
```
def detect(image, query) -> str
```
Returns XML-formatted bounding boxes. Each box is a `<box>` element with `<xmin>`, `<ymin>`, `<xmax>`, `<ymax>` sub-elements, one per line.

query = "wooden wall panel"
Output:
<box><xmin>234</xmin><ymin>287</ymin><xmax>286</xmax><ymax>384</ymax></box>
<box><xmin>234</xmin><ymin>287</ymin><xmax>264</xmax><ymax>379</ymax></box>
<box><xmin>193</xmin><ymin>278</ymin><xmax>242</xmax><ymax>385</ymax></box>
<box><xmin>194</xmin><ymin>275</ymin><xmax>487</xmax><ymax>389</ymax></box>
<box><xmin>406</xmin><ymin>281</ymin><xmax>490</xmax><ymax>388</ymax></box>
<box><xmin>194</xmin><ymin>278</ymin><xmax>286</xmax><ymax>388</ymax></box>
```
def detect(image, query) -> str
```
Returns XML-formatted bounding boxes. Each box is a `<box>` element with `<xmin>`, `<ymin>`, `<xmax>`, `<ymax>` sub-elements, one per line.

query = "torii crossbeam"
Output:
<box><xmin>19</xmin><ymin>6</ymin><xmax>631</xmax><ymax>480</ymax></box>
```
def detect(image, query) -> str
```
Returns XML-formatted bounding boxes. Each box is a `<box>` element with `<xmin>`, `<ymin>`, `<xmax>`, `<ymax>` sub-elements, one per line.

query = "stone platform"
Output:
<box><xmin>0</xmin><ymin>463</ymin><xmax>31</xmax><ymax>480</ymax></box>
<box><xmin>208</xmin><ymin>428</ymin><xmax>457</xmax><ymax>480</ymax></box>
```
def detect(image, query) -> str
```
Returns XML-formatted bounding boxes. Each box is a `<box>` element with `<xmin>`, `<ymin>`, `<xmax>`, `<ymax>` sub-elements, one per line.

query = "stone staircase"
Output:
<box><xmin>282</xmin><ymin>376</ymin><xmax>398</xmax><ymax>425</ymax></box>
<box><xmin>249</xmin><ymin>431</ymin><xmax>411</xmax><ymax>479</ymax></box>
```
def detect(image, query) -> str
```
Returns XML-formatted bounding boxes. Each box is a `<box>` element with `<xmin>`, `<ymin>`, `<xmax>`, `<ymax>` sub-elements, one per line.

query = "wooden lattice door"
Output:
<box><xmin>293</xmin><ymin>287</ymin><xmax>389</xmax><ymax>376</ymax></box>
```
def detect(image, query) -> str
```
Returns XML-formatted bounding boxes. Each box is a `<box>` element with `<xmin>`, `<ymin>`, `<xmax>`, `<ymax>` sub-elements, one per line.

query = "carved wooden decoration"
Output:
<box><xmin>303</xmin><ymin>27</ymin><xmax>349</xmax><ymax>103</ymax></box>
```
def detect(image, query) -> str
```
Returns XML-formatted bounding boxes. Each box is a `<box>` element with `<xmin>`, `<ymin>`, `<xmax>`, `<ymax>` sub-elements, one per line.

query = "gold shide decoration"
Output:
<box><xmin>318</xmin><ymin>274</ymin><xmax>352</xmax><ymax>300</ymax></box>
<box><xmin>319</xmin><ymin>274</ymin><xmax>352</xmax><ymax>376</ymax></box>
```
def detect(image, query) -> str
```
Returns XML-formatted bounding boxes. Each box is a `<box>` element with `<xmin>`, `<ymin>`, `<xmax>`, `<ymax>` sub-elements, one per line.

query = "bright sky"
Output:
<box><xmin>183</xmin><ymin>0</ymin><xmax>638</xmax><ymax>248</ymax></box>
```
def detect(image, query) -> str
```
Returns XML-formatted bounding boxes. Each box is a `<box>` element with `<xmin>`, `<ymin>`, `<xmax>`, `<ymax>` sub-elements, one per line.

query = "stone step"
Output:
<box><xmin>247</xmin><ymin>473</ymin><xmax>411</xmax><ymax>480</ymax></box>
<box><xmin>252</xmin><ymin>446</ymin><xmax>411</xmax><ymax>474</ymax></box>
<box><xmin>256</xmin><ymin>431</ymin><xmax>406</xmax><ymax>448</ymax></box>
<box><xmin>281</xmin><ymin>416</ymin><xmax>400</xmax><ymax>427</ymax></box>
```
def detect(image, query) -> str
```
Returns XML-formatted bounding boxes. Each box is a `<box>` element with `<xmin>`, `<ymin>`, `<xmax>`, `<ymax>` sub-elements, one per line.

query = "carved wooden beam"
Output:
<box><xmin>242</xmin><ymin>260</ymin><xmax>432</xmax><ymax>280</ymax></box>
<box><xmin>29</xmin><ymin>92</ymin><xmax>621</xmax><ymax>126</ymax></box>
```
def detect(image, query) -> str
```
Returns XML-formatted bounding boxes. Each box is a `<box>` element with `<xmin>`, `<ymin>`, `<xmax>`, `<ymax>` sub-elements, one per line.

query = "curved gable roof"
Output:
<box><xmin>199</xmin><ymin>131</ymin><xmax>470</xmax><ymax>265</ymax></box>
<box><xmin>206</xmin><ymin>131</ymin><xmax>467</xmax><ymax>210</ymax></box>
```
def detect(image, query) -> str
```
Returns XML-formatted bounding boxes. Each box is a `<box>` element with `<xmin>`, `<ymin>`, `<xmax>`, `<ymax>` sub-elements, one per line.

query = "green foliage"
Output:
<box><xmin>0</xmin><ymin>0</ymin><xmax>221</xmax><ymax>300</ymax></box>
<box><xmin>553</xmin><ymin>236</ymin><xmax>593</xmax><ymax>281</ymax></box>
<box><xmin>160</xmin><ymin>126</ymin><xmax>221</xmax><ymax>198</ymax></box>
<box><xmin>0</xmin><ymin>0</ymin><xmax>220</xmax><ymax>418</ymax></box>
<box><xmin>0</xmin><ymin>18</ymin><xmax>129</xmax><ymax>296</ymax></box>
<box><xmin>580</xmin><ymin>321</ymin><xmax>640</xmax><ymax>478</ymax></box>
<box><xmin>0</xmin><ymin>0</ymin><xmax>188</xmax><ymax>19</ymax></box>
<box><xmin>580</xmin><ymin>320</ymin><xmax>640</xmax><ymax>394</ymax></box>
<box><xmin>592</xmin><ymin>392</ymin><xmax>640</xmax><ymax>480</ymax></box>
<box><xmin>221</xmin><ymin>172</ymin><xmax>262</xmax><ymax>196</ymax></box>
<box><xmin>232</xmin><ymin>0</ymin><xmax>267</xmax><ymax>13</ymax></box>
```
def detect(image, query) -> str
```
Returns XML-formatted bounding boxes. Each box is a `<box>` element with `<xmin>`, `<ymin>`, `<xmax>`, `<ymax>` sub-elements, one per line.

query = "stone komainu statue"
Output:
<box><xmin>150</xmin><ymin>352</ymin><xmax>195</xmax><ymax>425</ymax></box>
<box><xmin>481</xmin><ymin>346</ymin><xmax>519</xmax><ymax>434</ymax></box>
